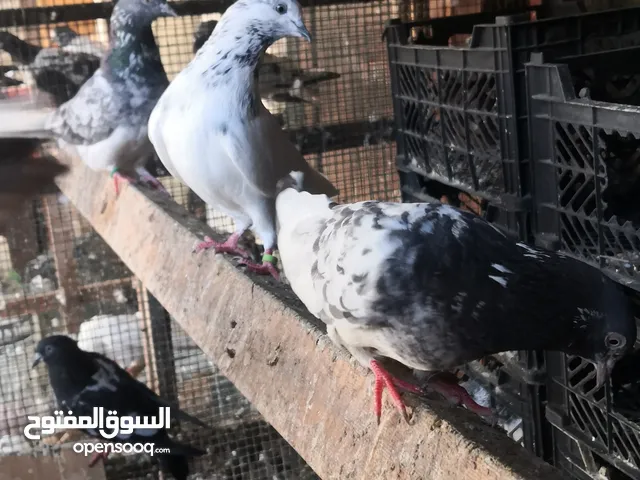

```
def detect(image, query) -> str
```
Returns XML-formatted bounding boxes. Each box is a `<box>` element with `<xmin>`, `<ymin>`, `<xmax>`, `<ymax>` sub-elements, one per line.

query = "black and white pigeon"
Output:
<box><xmin>149</xmin><ymin>0</ymin><xmax>338</xmax><ymax>280</ymax></box>
<box><xmin>33</xmin><ymin>335</ymin><xmax>206</xmax><ymax>480</ymax></box>
<box><xmin>0</xmin><ymin>31</ymin><xmax>101</xmax><ymax>105</ymax></box>
<box><xmin>44</xmin><ymin>0</ymin><xmax>176</xmax><ymax>195</ymax></box>
<box><xmin>275</xmin><ymin>171</ymin><xmax>637</xmax><ymax>422</ymax></box>
<box><xmin>50</xmin><ymin>25</ymin><xmax>107</xmax><ymax>58</ymax></box>
<box><xmin>192</xmin><ymin>19</ymin><xmax>340</xmax><ymax>105</ymax></box>
<box><xmin>0</xmin><ymin>65</ymin><xmax>23</xmax><ymax>88</ymax></box>
<box><xmin>0</xmin><ymin>138</ymin><xmax>68</xmax><ymax>233</ymax></box>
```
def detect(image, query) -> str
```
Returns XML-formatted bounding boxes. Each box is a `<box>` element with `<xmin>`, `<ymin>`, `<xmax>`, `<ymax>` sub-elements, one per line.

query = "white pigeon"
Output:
<box><xmin>149</xmin><ymin>0</ymin><xmax>338</xmax><ymax>280</ymax></box>
<box><xmin>45</xmin><ymin>0</ymin><xmax>176</xmax><ymax>196</ymax></box>
<box><xmin>274</xmin><ymin>172</ymin><xmax>635</xmax><ymax>423</ymax></box>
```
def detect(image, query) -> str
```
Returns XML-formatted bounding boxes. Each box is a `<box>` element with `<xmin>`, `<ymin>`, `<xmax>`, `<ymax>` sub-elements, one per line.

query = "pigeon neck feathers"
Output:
<box><xmin>104</xmin><ymin>9</ymin><xmax>166</xmax><ymax>83</ymax></box>
<box><xmin>195</xmin><ymin>4</ymin><xmax>282</xmax><ymax>115</ymax></box>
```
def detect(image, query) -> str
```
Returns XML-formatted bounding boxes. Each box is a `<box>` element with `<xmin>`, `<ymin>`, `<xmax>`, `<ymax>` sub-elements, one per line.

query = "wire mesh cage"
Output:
<box><xmin>2</xmin><ymin>0</ymin><xmax>615</xmax><ymax>479</ymax></box>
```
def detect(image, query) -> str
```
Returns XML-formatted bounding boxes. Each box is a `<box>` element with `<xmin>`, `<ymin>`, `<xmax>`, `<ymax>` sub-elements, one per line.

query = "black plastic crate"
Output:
<box><xmin>539</xmin><ymin>288</ymin><xmax>640</xmax><ymax>479</ymax></box>
<box><xmin>550</xmin><ymin>427</ymin><xmax>637</xmax><ymax>480</ymax></box>
<box><xmin>386</xmin><ymin>6</ymin><xmax>640</xmax><ymax>238</ymax></box>
<box><xmin>459</xmin><ymin>353</ymin><xmax>547</xmax><ymax>457</ymax></box>
<box><xmin>546</xmin><ymin>347</ymin><xmax>640</xmax><ymax>479</ymax></box>
<box><xmin>527</xmin><ymin>57</ymin><xmax>640</xmax><ymax>291</ymax></box>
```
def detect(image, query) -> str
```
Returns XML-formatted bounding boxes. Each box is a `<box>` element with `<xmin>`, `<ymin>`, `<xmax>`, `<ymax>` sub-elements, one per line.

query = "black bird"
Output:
<box><xmin>0</xmin><ymin>31</ymin><xmax>101</xmax><ymax>105</ymax></box>
<box><xmin>33</xmin><ymin>335</ymin><xmax>206</xmax><ymax>480</ymax></box>
<box><xmin>275</xmin><ymin>172</ymin><xmax>637</xmax><ymax>422</ymax></box>
<box><xmin>0</xmin><ymin>65</ymin><xmax>23</xmax><ymax>88</ymax></box>
<box><xmin>0</xmin><ymin>138</ymin><xmax>68</xmax><ymax>233</ymax></box>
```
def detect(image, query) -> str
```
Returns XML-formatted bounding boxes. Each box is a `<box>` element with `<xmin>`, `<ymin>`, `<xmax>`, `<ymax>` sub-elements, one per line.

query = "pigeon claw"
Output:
<box><xmin>426</xmin><ymin>374</ymin><xmax>494</xmax><ymax>418</ymax></box>
<box><xmin>238</xmin><ymin>255</ymin><xmax>280</xmax><ymax>281</ymax></box>
<box><xmin>370</xmin><ymin>359</ymin><xmax>416</xmax><ymax>425</ymax></box>
<box><xmin>88</xmin><ymin>451</ymin><xmax>109</xmax><ymax>468</ymax></box>
<box><xmin>193</xmin><ymin>233</ymin><xmax>251</xmax><ymax>258</ymax></box>
<box><xmin>112</xmin><ymin>171</ymin><xmax>134</xmax><ymax>197</ymax></box>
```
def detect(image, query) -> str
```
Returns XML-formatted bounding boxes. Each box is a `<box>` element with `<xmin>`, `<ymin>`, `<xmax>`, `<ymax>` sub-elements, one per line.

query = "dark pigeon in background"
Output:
<box><xmin>0</xmin><ymin>138</ymin><xmax>68</xmax><ymax>233</ymax></box>
<box><xmin>275</xmin><ymin>171</ymin><xmax>637</xmax><ymax>422</ymax></box>
<box><xmin>45</xmin><ymin>0</ymin><xmax>176</xmax><ymax>195</ymax></box>
<box><xmin>33</xmin><ymin>335</ymin><xmax>207</xmax><ymax>480</ymax></box>
<box><xmin>0</xmin><ymin>30</ymin><xmax>101</xmax><ymax>105</ymax></box>
<box><xmin>193</xmin><ymin>19</ymin><xmax>340</xmax><ymax>104</ymax></box>
<box><xmin>50</xmin><ymin>25</ymin><xmax>107</xmax><ymax>58</ymax></box>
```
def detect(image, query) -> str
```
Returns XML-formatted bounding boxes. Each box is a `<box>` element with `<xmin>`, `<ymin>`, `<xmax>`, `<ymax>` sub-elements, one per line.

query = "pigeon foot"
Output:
<box><xmin>88</xmin><ymin>451</ymin><xmax>109</xmax><ymax>468</ymax></box>
<box><xmin>111</xmin><ymin>171</ymin><xmax>135</xmax><ymax>197</ymax></box>
<box><xmin>370</xmin><ymin>359</ymin><xmax>422</xmax><ymax>424</ymax></box>
<box><xmin>193</xmin><ymin>233</ymin><xmax>251</xmax><ymax>258</ymax></box>
<box><xmin>238</xmin><ymin>251</ymin><xmax>280</xmax><ymax>281</ymax></box>
<box><xmin>136</xmin><ymin>168</ymin><xmax>170</xmax><ymax>196</ymax></box>
<box><xmin>426</xmin><ymin>373</ymin><xmax>494</xmax><ymax>418</ymax></box>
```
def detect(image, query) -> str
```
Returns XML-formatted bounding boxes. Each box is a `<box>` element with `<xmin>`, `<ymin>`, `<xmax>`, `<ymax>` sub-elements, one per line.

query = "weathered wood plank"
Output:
<box><xmin>54</xmin><ymin>151</ymin><xmax>567</xmax><ymax>480</ymax></box>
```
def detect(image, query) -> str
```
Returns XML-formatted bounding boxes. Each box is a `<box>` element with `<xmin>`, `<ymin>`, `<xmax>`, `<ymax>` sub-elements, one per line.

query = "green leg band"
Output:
<box><xmin>262</xmin><ymin>253</ymin><xmax>276</xmax><ymax>264</ymax></box>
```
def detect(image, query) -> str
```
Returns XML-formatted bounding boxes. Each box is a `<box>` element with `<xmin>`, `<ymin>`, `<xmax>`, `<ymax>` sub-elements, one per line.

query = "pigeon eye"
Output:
<box><xmin>45</xmin><ymin>345</ymin><xmax>54</xmax><ymax>355</ymax></box>
<box><xmin>275</xmin><ymin>3</ymin><xmax>287</xmax><ymax>14</ymax></box>
<box><xmin>605</xmin><ymin>333</ymin><xmax>625</xmax><ymax>349</ymax></box>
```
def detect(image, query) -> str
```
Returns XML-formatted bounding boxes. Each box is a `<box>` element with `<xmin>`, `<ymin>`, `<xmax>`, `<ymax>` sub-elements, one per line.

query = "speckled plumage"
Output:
<box><xmin>0</xmin><ymin>31</ymin><xmax>101</xmax><ymax>105</ymax></box>
<box><xmin>149</xmin><ymin>0</ymin><xmax>337</xmax><ymax>258</ymax></box>
<box><xmin>46</xmin><ymin>0</ymin><xmax>175</xmax><ymax>175</ymax></box>
<box><xmin>276</xmin><ymin>177</ymin><xmax>636</xmax><ymax>386</ymax></box>
<box><xmin>192</xmin><ymin>19</ymin><xmax>340</xmax><ymax>105</ymax></box>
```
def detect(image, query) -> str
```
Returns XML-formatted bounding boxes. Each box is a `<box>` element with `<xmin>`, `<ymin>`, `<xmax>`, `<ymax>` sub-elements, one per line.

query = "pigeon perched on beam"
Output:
<box><xmin>0</xmin><ymin>31</ymin><xmax>101</xmax><ymax>105</ymax></box>
<box><xmin>45</xmin><ymin>0</ymin><xmax>176</xmax><ymax>195</ymax></box>
<box><xmin>50</xmin><ymin>25</ymin><xmax>107</xmax><ymax>58</ymax></box>
<box><xmin>33</xmin><ymin>335</ymin><xmax>206</xmax><ymax>480</ymax></box>
<box><xmin>193</xmin><ymin>19</ymin><xmax>340</xmax><ymax>105</ymax></box>
<box><xmin>0</xmin><ymin>138</ymin><xmax>68</xmax><ymax>232</ymax></box>
<box><xmin>149</xmin><ymin>0</ymin><xmax>338</xmax><ymax>280</ymax></box>
<box><xmin>275</xmin><ymin>172</ymin><xmax>637</xmax><ymax>422</ymax></box>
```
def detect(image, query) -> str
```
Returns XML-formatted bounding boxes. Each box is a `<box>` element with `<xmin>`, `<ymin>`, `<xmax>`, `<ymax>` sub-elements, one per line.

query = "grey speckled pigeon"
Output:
<box><xmin>45</xmin><ymin>0</ymin><xmax>176</xmax><ymax>195</ymax></box>
<box><xmin>50</xmin><ymin>25</ymin><xmax>108</xmax><ymax>58</ymax></box>
<box><xmin>193</xmin><ymin>19</ymin><xmax>340</xmax><ymax>105</ymax></box>
<box><xmin>149</xmin><ymin>0</ymin><xmax>337</xmax><ymax>280</ymax></box>
<box><xmin>0</xmin><ymin>31</ymin><xmax>101</xmax><ymax>105</ymax></box>
<box><xmin>275</xmin><ymin>172</ymin><xmax>636</xmax><ymax>422</ymax></box>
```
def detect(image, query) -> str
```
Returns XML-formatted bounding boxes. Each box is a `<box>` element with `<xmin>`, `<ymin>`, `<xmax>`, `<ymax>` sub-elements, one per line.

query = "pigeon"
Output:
<box><xmin>274</xmin><ymin>171</ymin><xmax>637</xmax><ymax>422</ymax></box>
<box><xmin>149</xmin><ymin>0</ymin><xmax>338</xmax><ymax>280</ymax></box>
<box><xmin>50</xmin><ymin>25</ymin><xmax>108</xmax><ymax>58</ymax></box>
<box><xmin>0</xmin><ymin>138</ymin><xmax>68</xmax><ymax>233</ymax></box>
<box><xmin>193</xmin><ymin>19</ymin><xmax>340</xmax><ymax>104</ymax></box>
<box><xmin>0</xmin><ymin>65</ymin><xmax>23</xmax><ymax>88</ymax></box>
<box><xmin>33</xmin><ymin>335</ymin><xmax>206</xmax><ymax>480</ymax></box>
<box><xmin>45</xmin><ymin>0</ymin><xmax>176</xmax><ymax>195</ymax></box>
<box><xmin>0</xmin><ymin>31</ymin><xmax>101</xmax><ymax>105</ymax></box>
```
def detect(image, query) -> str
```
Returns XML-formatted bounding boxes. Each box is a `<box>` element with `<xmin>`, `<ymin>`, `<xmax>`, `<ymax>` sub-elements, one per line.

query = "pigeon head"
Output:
<box><xmin>51</xmin><ymin>26</ymin><xmax>79</xmax><ymax>47</ymax></box>
<box><xmin>32</xmin><ymin>335</ymin><xmax>82</xmax><ymax>368</ymax></box>
<box><xmin>565</xmin><ymin>279</ymin><xmax>636</xmax><ymax>389</ymax></box>
<box><xmin>227</xmin><ymin>0</ymin><xmax>311</xmax><ymax>44</ymax></box>
<box><xmin>112</xmin><ymin>0</ymin><xmax>177</xmax><ymax>29</ymax></box>
<box><xmin>193</xmin><ymin>20</ymin><xmax>218</xmax><ymax>54</ymax></box>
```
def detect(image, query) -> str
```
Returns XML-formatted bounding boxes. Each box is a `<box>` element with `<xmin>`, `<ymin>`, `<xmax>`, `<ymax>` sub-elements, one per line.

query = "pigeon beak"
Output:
<box><xmin>594</xmin><ymin>355</ymin><xmax>616</xmax><ymax>390</ymax></box>
<box><xmin>295</xmin><ymin>23</ymin><xmax>312</xmax><ymax>42</ymax></box>
<box><xmin>32</xmin><ymin>353</ymin><xmax>42</xmax><ymax>369</ymax></box>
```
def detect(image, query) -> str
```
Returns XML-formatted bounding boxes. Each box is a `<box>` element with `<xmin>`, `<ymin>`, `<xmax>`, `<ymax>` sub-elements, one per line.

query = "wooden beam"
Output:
<box><xmin>54</xmin><ymin>152</ymin><xmax>567</xmax><ymax>480</ymax></box>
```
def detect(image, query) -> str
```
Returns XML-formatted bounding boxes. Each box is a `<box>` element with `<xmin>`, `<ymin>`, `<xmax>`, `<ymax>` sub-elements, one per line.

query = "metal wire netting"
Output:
<box><xmin>0</xmin><ymin>0</ymin><xmax>543</xmax><ymax>479</ymax></box>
